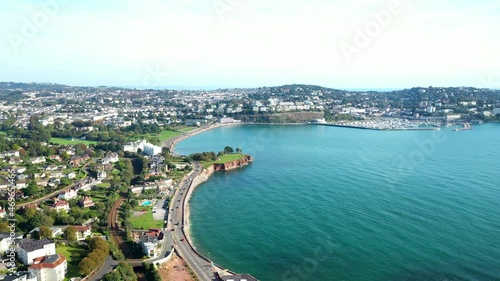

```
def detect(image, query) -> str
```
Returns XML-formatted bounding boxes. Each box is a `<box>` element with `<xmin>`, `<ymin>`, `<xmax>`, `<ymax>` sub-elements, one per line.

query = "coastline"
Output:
<box><xmin>167</xmin><ymin>123</ymin><xmax>253</xmax><ymax>275</ymax></box>
<box><xmin>166</xmin><ymin>122</ymin><xmax>240</xmax><ymax>154</ymax></box>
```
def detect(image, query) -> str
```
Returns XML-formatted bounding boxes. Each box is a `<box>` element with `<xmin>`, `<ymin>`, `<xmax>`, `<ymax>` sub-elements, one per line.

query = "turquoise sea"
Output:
<box><xmin>176</xmin><ymin>124</ymin><xmax>500</xmax><ymax>281</ymax></box>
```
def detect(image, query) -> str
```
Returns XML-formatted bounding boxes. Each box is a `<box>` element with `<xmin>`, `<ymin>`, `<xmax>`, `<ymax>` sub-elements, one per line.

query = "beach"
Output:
<box><xmin>165</xmin><ymin>122</ymin><xmax>240</xmax><ymax>154</ymax></box>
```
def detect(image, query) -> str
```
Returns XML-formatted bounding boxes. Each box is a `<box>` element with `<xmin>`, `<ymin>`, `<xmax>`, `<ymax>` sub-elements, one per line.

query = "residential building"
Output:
<box><xmin>16</xmin><ymin>239</ymin><xmax>56</xmax><ymax>265</ymax></box>
<box><xmin>52</xmin><ymin>200</ymin><xmax>69</xmax><ymax>212</ymax></box>
<box><xmin>30</xmin><ymin>157</ymin><xmax>46</xmax><ymax>165</ymax></box>
<box><xmin>97</xmin><ymin>170</ymin><xmax>107</xmax><ymax>180</ymax></box>
<box><xmin>0</xmin><ymin>232</ymin><xmax>23</xmax><ymax>255</ymax></box>
<box><xmin>80</xmin><ymin>196</ymin><xmax>94</xmax><ymax>208</ymax></box>
<box><xmin>143</xmin><ymin>143</ymin><xmax>162</xmax><ymax>156</ymax></box>
<box><xmin>71</xmin><ymin>225</ymin><xmax>91</xmax><ymax>241</ymax></box>
<box><xmin>138</xmin><ymin>229</ymin><xmax>163</xmax><ymax>257</ymax></box>
<box><xmin>28</xmin><ymin>254</ymin><xmax>67</xmax><ymax>281</ymax></box>
<box><xmin>28</xmin><ymin>226</ymin><xmax>63</xmax><ymax>239</ymax></box>
<box><xmin>58</xmin><ymin>189</ymin><xmax>77</xmax><ymax>200</ymax></box>
<box><xmin>2</xmin><ymin>272</ymin><xmax>37</xmax><ymax>281</ymax></box>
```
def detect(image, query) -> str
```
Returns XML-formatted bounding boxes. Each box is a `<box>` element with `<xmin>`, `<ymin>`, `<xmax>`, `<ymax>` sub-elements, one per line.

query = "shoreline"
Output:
<box><xmin>166</xmin><ymin>124</ymin><xmax>252</xmax><ymax>276</ymax></box>
<box><xmin>166</xmin><ymin>122</ymin><xmax>240</xmax><ymax>154</ymax></box>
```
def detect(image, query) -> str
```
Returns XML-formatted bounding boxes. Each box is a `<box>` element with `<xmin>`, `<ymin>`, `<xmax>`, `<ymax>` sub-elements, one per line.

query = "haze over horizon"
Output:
<box><xmin>1</xmin><ymin>0</ymin><xmax>500</xmax><ymax>89</ymax></box>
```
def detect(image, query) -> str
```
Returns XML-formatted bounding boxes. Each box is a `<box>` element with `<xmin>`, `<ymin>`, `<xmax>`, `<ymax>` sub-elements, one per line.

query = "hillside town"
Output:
<box><xmin>0</xmin><ymin>82</ymin><xmax>499</xmax><ymax>281</ymax></box>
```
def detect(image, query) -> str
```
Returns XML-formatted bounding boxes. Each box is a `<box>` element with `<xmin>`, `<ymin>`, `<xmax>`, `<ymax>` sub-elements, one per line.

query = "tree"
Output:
<box><xmin>41</xmin><ymin>215</ymin><xmax>55</xmax><ymax>227</ymax></box>
<box><xmin>224</xmin><ymin>146</ymin><xmax>234</xmax><ymax>154</ymax></box>
<box><xmin>64</xmin><ymin>226</ymin><xmax>77</xmax><ymax>244</ymax></box>
<box><xmin>89</xmin><ymin>237</ymin><xmax>109</xmax><ymax>253</ymax></box>
<box><xmin>39</xmin><ymin>226</ymin><xmax>53</xmax><ymax>239</ymax></box>
<box><xmin>236</xmin><ymin>148</ymin><xmax>243</xmax><ymax>154</ymax></box>
<box><xmin>0</xmin><ymin>222</ymin><xmax>9</xmax><ymax>232</ymax></box>
<box><xmin>60</xmin><ymin>177</ymin><xmax>72</xmax><ymax>187</ymax></box>
<box><xmin>24</xmin><ymin>206</ymin><xmax>37</xmax><ymax>219</ymax></box>
<box><xmin>79</xmin><ymin>257</ymin><xmax>97</xmax><ymax>276</ymax></box>
<box><xmin>24</xmin><ymin>181</ymin><xmax>40</xmax><ymax>197</ymax></box>
<box><xmin>31</xmin><ymin>230</ymin><xmax>41</xmax><ymax>240</ymax></box>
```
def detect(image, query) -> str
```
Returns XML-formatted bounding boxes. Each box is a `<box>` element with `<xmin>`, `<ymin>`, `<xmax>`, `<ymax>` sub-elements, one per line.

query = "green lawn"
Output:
<box><xmin>202</xmin><ymin>153</ymin><xmax>247</xmax><ymax>168</ymax></box>
<box><xmin>157</xmin><ymin>130</ymin><xmax>182</xmax><ymax>141</ymax></box>
<box><xmin>50</xmin><ymin>138</ymin><xmax>98</xmax><ymax>145</ymax></box>
<box><xmin>56</xmin><ymin>245</ymin><xmax>88</xmax><ymax>280</ymax></box>
<box><xmin>179</xmin><ymin>127</ymin><xmax>196</xmax><ymax>132</ymax></box>
<box><xmin>0</xmin><ymin>131</ymin><xmax>6</xmax><ymax>135</ymax></box>
<box><xmin>129</xmin><ymin>207</ymin><xmax>164</xmax><ymax>230</ymax></box>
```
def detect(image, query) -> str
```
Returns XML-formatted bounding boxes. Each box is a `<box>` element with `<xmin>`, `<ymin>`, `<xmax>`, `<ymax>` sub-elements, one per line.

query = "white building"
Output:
<box><xmin>123</xmin><ymin>140</ymin><xmax>161</xmax><ymax>156</ymax></box>
<box><xmin>16</xmin><ymin>239</ymin><xmax>56</xmax><ymax>265</ymax></box>
<box><xmin>58</xmin><ymin>189</ymin><xmax>77</xmax><ymax>200</ymax></box>
<box><xmin>28</xmin><ymin>254</ymin><xmax>67</xmax><ymax>281</ymax></box>
<box><xmin>0</xmin><ymin>232</ymin><xmax>23</xmax><ymax>255</ymax></box>
<box><xmin>71</xmin><ymin>225</ymin><xmax>92</xmax><ymax>241</ymax></box>
<box><xmin>52</xmin><ymin>200</ymin><xmax>70</xmax><ymax>213</ymax></box>
<box><xmin>143</xmin><ymin>143</ymin><xmax>162</xmax><ymax>156</ymax></box>
<box><xmin>1</xmin><ymin>272</ymin><xmax>37</xmax><ymax>281</ymax></box>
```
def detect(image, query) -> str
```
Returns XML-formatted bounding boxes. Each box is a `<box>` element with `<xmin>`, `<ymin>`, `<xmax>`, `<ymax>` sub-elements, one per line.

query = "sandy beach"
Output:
<box><xmin>165</xmin><ymin>122</ymin><xmax>240</xmax><ymax>154</ymax></box>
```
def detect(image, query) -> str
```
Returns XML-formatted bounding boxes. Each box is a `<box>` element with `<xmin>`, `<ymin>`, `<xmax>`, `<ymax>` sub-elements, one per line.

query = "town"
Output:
<box><xmin>0</xmin><ymin>82</ymin><xmax>499</xmax><ymax>281</ymax></box>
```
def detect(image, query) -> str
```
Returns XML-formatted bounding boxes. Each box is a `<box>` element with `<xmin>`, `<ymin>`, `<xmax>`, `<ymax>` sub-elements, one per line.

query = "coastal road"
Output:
<box><xmin>170</xmin><ymin>162</ymin><xmax>220</xmax><ymax>281</ymax></box>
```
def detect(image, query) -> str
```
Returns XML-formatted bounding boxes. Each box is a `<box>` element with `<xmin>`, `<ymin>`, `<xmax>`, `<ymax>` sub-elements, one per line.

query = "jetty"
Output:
<box><xmin>454</xmin><ymin>122</ymin><xmax>472</xmax><ymax>131</ymax></box>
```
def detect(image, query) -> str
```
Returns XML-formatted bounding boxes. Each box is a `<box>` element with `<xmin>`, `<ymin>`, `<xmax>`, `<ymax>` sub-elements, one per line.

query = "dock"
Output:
<box><xmin>454</xmin><ymin>123</ymin><xmax>472</xmax><ymax>131</ymax></box>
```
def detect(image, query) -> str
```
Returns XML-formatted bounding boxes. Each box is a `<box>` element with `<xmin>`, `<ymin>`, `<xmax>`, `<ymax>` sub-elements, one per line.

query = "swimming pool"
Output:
<box><xmin>141</xmin><ymin>201</ymin><xmax>152</xmax><ymax>206</ymax></box>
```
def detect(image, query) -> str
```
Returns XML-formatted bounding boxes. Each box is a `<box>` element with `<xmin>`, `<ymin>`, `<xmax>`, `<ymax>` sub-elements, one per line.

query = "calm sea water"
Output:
<box><xmin>176</xmin><ymin>124</ymin><xmax>500</xmax><ymax>281</ymax></box>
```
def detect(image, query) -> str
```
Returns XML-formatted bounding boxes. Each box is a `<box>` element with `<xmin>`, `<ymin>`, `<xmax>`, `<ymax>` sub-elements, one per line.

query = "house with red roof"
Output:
<box><xmin>28</xmin><ymin>254</ymin><xmax>67</xmax><ymax>281</ymax></box>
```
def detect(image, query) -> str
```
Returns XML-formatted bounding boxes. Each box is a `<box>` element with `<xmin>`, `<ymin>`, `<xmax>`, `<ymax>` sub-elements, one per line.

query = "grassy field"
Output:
<box><xmin>128</xmin><ymin>128</ymin><xmax>187</xmax><ymax>143</ymax></box>
<box><xmin>50</xmin><ymin>138</ymin><xmax>98</xmax><ymax>145</ymax></box>
<box><xmin>179</xmin><ymin>127</ymin><xmax>196</xmax><ymax>133</ymax></box>
<box><xmin>129</xmin><ymin>207</ymin><xmax>164</xmax><ymax>230</ymax></box>
<box><xmin>157</xmin><ymin>130</ymin><xmax>183</xmax><ymax>141</ymax></box>
<box><xmin>56</xmin><ymin>245</ymin><xmax>88</xmax><ymax>280</ymax></box>
<box><xmin>0</xmin><ymin>131</ymin><xmax>6</xmax><ymax>136</ymax></box>
<box><xmin>202</xmin><ymin>153</ymin><xmax>247</xmax><ymax>168</ymax></box>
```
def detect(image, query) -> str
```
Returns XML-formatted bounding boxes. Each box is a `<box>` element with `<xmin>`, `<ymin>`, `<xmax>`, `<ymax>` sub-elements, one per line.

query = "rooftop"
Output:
<box><xmin>17</xmin><ymin>238</ymin><xmax>54</xmax><ymax>252</ymax></box>
<box><xmin>29</xmin><ymin>254</ymin><xmax>66</xmax><ymax>269</ymax></box>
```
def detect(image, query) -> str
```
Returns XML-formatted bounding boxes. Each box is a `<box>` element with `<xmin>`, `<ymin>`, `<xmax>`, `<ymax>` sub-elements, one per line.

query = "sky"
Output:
<box><xmin>1</xmin><ymin>0</ymin><xmax>500</xmax><ymax>89</ymax></box>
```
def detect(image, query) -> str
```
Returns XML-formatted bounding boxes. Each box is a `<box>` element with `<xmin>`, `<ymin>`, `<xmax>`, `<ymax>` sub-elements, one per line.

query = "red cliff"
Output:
<box><xmin>212</xmin><ymin>155</ymin><xmax>253</xmax><ymax>171</ymax></box>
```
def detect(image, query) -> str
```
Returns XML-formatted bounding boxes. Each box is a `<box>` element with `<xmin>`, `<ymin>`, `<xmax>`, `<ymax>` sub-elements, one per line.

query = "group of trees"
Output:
<box><xmin>79</xmin><ymin>237</ymin><xmax>110</xmax><ymax>275</ymax></box>
<box><xmin>189</xmin><ymin>146</ymin><xmax>244</xmax><ymax>162</ymax></box>
<box><xmin>143</xmin><ymin>263</ymin><xmax>161</xmax><ymax>281</ymax></box>
<box><xmin>102</xmin><ymin>262</ymin><xmax>137</xmax><ymax>281</ymax></box>
<box><xmin>189</xmin><ymin>151</ymin><xmax>217</xmax><ymax>161</ymax></box>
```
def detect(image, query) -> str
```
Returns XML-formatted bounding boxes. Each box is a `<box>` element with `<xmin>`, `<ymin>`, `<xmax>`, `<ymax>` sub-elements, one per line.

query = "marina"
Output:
<box><xmin>312</xmin><ymin>118</ymin><xmax>442</xmax><ymax>131</ymax></box>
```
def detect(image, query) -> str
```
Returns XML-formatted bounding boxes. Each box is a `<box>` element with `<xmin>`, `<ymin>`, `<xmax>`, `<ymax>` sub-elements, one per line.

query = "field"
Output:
<box><xmin>157</xmin><ymin>130</ymin><xmax>182</xmax><ymax>141</ymax></box>
<box><xmin>202</xmin><ymin>153</ymin><xmax>247</xmax><ymax>168</ymax></box>
<box><xmin>0</xmin><ymin>131</ymin><xmax>6</xmax><ymax>135</ymax></box>
<box><xmin>50</xmin><ymin>138</ymin><xmax>98</xmax><ymax>145</ymax></box>
<box><xmin>129</xmin><ymin>207</ymin><xmax>164</xmax><ymax>229</ymax></box>
<box><xmin>56</xmin><ymin>245</ymin><xmax>88</xmax><ymax>280</ymax></box>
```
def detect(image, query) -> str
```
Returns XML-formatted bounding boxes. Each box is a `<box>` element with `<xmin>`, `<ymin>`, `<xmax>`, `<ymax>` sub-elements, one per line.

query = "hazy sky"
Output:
<box><xmin>1</xmin><ymin>0</ymin><xmax>500</xmax><ymax>89</ymax></box>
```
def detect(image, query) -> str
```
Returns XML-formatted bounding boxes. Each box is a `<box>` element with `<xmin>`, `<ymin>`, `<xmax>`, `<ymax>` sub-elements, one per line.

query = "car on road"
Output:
<box><xmin>180</xmin><ymin>238</ymin><xmax>185</xmax><ymax>241</ymax></box>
